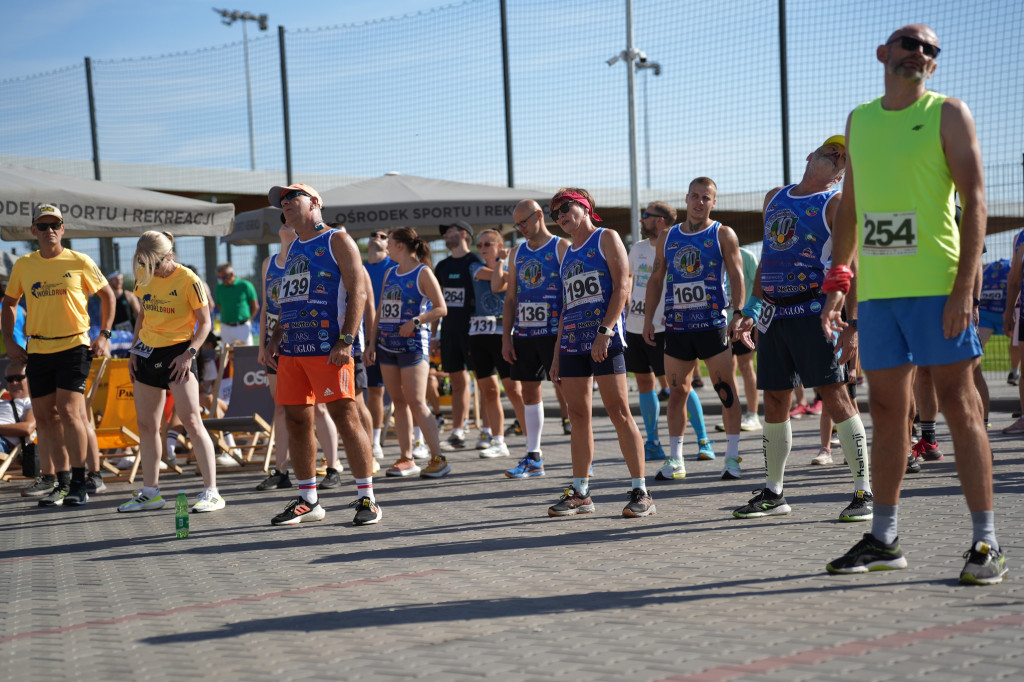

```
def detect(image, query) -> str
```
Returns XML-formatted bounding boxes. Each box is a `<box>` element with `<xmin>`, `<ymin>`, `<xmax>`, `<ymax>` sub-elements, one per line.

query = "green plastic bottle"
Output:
<box><xmin>175</xmin><ymin>490</ymin><xmax>189</xmax><ymax>539</ymax></box>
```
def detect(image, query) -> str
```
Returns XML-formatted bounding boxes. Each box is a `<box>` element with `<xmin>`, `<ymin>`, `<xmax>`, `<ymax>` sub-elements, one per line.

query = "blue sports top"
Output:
<box><xmin>468</xmin><ymin>261</ymin><xmax>505</xmax><ymax>336</ymax></box>
<box><xmin>278</xmin><ymin>229</ymin><xmax>349</xmax><ymax>357</ymax></box>
<box><xmin>264</xmin><ymin>252</ymin><xmax>286</xmax><ymax>346</ymax></box>
<box><xmin>513</xmin><ymin>236</ymin><xmax>563</xmax><ymax>338</ymax></box>
<box><xmin>979</xmin><ymin>258</ymin><xmax>1009</xmax><ymax>315</ymax></box>
<box><xmin>559</xmin><ymin>228</ymin><xmax>625</xmax><ymax>355</ymax></box>
<box><xmin>377</xmin><ymin>264</ymin><xmax>430</xmax><ymax>355</ymax></box>
<box><xmin>663</xmin><ymin>222</ymin><xmax>728</xmax><ymax>331</ymax></box>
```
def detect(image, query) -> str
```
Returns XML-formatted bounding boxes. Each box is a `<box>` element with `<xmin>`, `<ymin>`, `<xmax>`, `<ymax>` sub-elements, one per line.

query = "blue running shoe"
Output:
<box><xmin>644</xmin><ymin>439</ymin><xmax>667</xmax><ymax>460</ymax></box>
<box><xmin>505</xmin><ymin>453</ymin><xmax>545</xmax><ymax>478</ymax></box>
<box><xmin>697</xmin><ymin>438</ymin><xmax>716</xmax><ymax>460</ymax></box>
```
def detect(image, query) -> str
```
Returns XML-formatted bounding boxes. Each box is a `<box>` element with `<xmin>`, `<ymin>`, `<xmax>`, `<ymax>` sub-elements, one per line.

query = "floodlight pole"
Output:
<box><xmin>214</xmin><ymin>8</ymin><xmax>268</xmax><ymax>171</ymax></box>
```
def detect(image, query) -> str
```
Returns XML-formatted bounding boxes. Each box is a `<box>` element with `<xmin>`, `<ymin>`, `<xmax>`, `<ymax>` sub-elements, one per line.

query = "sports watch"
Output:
<box><xmin>99</xmin><ymin>329</ymin><xmax>113</xmax><ymax>339</ymax></box>
<box><xmin>340</xmin><ymin>333</ymin><xmax>356</xmax><ymax>346</ymax></box>
<box><xmin>597</xmin><ymin>325</ymin><xmax>615</xmax><ymax>337</ymax></box>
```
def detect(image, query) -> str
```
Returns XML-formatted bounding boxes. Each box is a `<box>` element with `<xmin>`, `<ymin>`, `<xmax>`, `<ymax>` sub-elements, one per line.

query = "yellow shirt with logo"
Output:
<box><xmin>136</xmin><ymin>264</ymin><xmax>208</xmax><ymax>348</ymax></box>
<box><xmin>5</xmin><ymin>249</ymin><xmax>107</xmax><ymax>354</ymax></box>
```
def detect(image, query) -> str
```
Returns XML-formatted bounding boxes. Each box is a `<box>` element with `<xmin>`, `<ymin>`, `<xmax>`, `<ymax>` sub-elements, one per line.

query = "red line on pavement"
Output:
<box><xmin>0</xmin><ymin>569</ymin><xmax>453</xmax><ymax>644</ymax></box>
<box><xmin>657</xmin><ymin>613</ymin><xmax>1024</xmax><ymax>682</ymax></box>
<box><xmin>0</xmin><ymin>556</ymin><xmax>39</xmax><ymax>564</ymax></box>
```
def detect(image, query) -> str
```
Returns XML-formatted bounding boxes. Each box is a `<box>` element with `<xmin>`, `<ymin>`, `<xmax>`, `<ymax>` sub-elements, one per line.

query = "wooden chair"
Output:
<box><xmin>202</xmin><ymin>345</ymin><xmax>276</xmax><ymax>472</ymax></box>
<box><xmin>92</xmin><ymin>358</ymin><xmax>143</xmax><ymax>482</ymax></box>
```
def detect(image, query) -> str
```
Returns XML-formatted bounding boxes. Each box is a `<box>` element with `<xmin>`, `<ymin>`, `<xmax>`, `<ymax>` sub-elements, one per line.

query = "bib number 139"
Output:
<box><xmin>863</xmin><ymin>211</ymin><xmax>917</xmax><ymax>256</ymax></box>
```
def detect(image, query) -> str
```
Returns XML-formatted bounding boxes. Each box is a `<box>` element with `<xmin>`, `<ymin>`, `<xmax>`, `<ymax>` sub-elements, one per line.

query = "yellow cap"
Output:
<box><xmin>822</xmin><ymin>135</ymin><xmax>846</xmax><ymax>149</ymax></box>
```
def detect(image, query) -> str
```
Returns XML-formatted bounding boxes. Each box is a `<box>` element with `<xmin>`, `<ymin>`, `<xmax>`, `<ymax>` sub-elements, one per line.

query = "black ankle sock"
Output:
<box><xmin>57</xmin><ymin>470</ymin><xmax>71</xmax><ymax>487</ymax></box>
<box><xmin>71</xmin><ymin>467</ymin><xmax>87</xmax><ymax>483</ymax></box>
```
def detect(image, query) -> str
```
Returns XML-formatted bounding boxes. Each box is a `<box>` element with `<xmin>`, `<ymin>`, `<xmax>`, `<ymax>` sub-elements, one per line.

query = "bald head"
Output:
<box><xmin>886</xmin><ymin>24</ymin><xmax>938</xmax><ymax>46</ymax></box>
<box><xmin>513</xmin><ymin>199</ymin><xmax>542</xmax><ymax>222</ymax></box>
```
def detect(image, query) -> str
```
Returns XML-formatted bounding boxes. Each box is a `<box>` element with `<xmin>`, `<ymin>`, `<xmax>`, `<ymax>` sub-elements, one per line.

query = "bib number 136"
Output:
<box><xmin>862</xmin><ymin>211</ymin><xmax>917</xmax><ymax>256</ymax></box>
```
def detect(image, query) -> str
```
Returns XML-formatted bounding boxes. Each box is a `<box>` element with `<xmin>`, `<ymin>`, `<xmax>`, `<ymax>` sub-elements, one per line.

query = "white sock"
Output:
<box><xmin>481</xmin><ymin>427</ymin><xmax>492</xmax><ymax>437</ymax></box>
<box><xmin>372</xmin><ymin>428</ymin><xmax>381</xmax><ymax>446</ymax></box>
<box><xmin>297</xmin><ymin>477</ymin><xmax>318</xmax><ymax>504</ymax></box>
<box><xmin>166</xmin><ymin>430</ymin><xmax>179</xmax><ymax>457</ymax></box>
<box><xmin>669</xmin><ymin>435</ymin><xmax>683</xmax><ymax>461</ymax></box>
<box><xmin>413</xmin><ymin>426</ymin><xmax>423</xmax><ymax>443</ymax></box>
<box><xmin>493</xmin><ymin>434</ymin><xmax>505</xmax><ymax>445</ymax></box>
<box><xmin>142</xmin><ymin>485</ymin><xmax>159</xmax><ymax>498</ymax></box>
<box><xmin>725</xmin><ymin>434</ymin><xmax>740</xmax><ymax>459</ymax></box>
<box><xmin>836</xmin><ymin>415</ymin><xmax>871</xmax><ymax>493</ymax></box>
<box><xmin>203</xmin><ymin>486</ymin><xmax>220</xmax><ymax>498</ymax></box>
<box><xmin>453</xmin><ymin>428</ymin><xmax>465</xmax><ymax>439</ymax></box>
<box><xmin>763</xmin><ymin>420</ymin><xmax>792</xmax><ymax>495</ymax></box>
<box><xmin>525</xmin><ymin>402</ymin><xmax>544</xmax><ymax>452</ymax></box>
<box><xmin>223</xmin><ymin>433</ymin><xmax>237</xmax><ymax>448</ymax></box>
<box><xmin>355</xmin><ymin>476</ymin><xmax>374</xmax><ymax>502</ymax></box>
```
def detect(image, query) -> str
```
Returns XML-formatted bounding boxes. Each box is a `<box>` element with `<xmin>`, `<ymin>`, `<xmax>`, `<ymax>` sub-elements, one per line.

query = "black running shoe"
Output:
<box><xmin>732</xmin><ymin>488</ymin><xmax>791</xmax><ymax>518</ymax></box>
<box><xmin>256</xmin><ymin>470</ymin><xmax>292</xmax><ymax>491</ymax></box>
<box><xmin>349</xmin><ymin>496</ymin><xmax>382</xmax><ymax>526</ymax></box>
<box><xmin>622</xmin><ymin>488</ymin><xmax>656</xmax><ymax>518</ymax></box>
<box><xmin>85</xmin><ymin>472</ymin><xmax>107</xmax><ymax>494</ymax></box>
<box><xmin>561</xmin><ymin>417</ymin><xmax>572</xmax><ymax>435</ymax></box>
<box><xmin>906</xmin><ymin>453</ymin><xmax>922</xmax><ymax>474</ymax></box>
<box><xmin>21</xmin><ymin>476</ymin><xmax>57</xmax><ymax>498</ymax></box>
<box><xmin>317</xmin><ymin>467</ymin><xmax>342</xmax><ymax>489</ymax></box>
<box><xmin>38</xmin><ymin>485</ymin><xmax>69</xmax><ymax>507</ymax></box>
<box><xmin>959</xmin><ymin>541</ymin><xmax>1009</xmax><ymax>585</ymax></box>
<box><xmin>271</xmin><ymin>497</ymin><xmax>326</xmax><ymax>526</ymax></box>
<box><xmin>504</xmin><ymin>420</ymin><xmax>523</xmax><ymax>437</ymax></box>
<box><xmin>547</xmin><ymin>486</ymin><xmax>595</xmax><ymax>517</ymax></box>
<box><xmin>64</xmin><ymin>480</ymin><xmax>89</xmax><ymax>506</ymax></box>
<box><xmin>826</xmin><ymin>533</ymin><xmax>908</xmax><ymax>574</ymax></box>
<box><xmin>839</xmin><ymin>490</ymin><xmax>874</xmax><ymax>522</ymax></box>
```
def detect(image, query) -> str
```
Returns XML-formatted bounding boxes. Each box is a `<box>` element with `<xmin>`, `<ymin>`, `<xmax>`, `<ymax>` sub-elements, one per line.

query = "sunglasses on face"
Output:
<box><xmin>34</xmin><ymin>222</ymin><xmax>62</xmax><ymax>231</ymax></box>
<box><xmin>642</xmin><ymin>211</ymin><xmax>667</xmax><ymax>220</ymax></box>
<box><xmin>370</xmin><ymin>233</ymin><xmax>388</xmax><ymax>240</ymax></box>
<box><xmin>478</xmin><ymin>241</ymin><xmax>498</xmax><ymax>247</ymax></box>
<box><xmin>549</xmin><ymin>200</ymin><xmax>579</xmax><ymax>222</ymax></box>
<box><xmin>281</xmin><ymin>189</ymin><xmax>311</xmax><ymax>202</ymax></box>
<box><xmin>5</xmin><ymin>374</ymin><xmax>25</xmax><ymax>382</ymax></box>
<box><xmin>888</xmin><ymin>35</ymin><xmax>941</xmax><ymax>58</ymax></box>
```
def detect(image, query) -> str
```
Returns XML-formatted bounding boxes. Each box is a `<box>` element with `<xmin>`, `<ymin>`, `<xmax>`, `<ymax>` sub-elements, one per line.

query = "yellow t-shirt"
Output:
<box><xmin>136</xmin><ymin>264</ymin><xmax>208</xmax><ymax>347</ymax></box>
<box><xmin>5</xmin><ymin>249</ymin><xmax>107</xmax><ymax>354</ymax></box>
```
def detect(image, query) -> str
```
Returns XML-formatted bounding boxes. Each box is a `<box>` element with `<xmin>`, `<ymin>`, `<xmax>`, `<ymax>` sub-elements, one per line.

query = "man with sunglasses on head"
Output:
<box><xmin>627</xmin><ymin>201</ymin><xmax>716</xmax><ymax>466</ymax></box>
<box><xmin>433</xmin><ymin>220</ymin><xmax>484</xmax><ymax>450</ymax></box>
<box><xmin>501</xmin><ymin>199</ymin><xmax>569</xmax><ymax>479</ymax></box>
<box><xmin>363</xmin><ymin>229</ymin><xmax>395</xmax><ymax>462</ymax></box>
<box><xmin>215</xmin><ymin>263</ymin><xmax>258</xmax><ymax>347</ymax></box>
<box><xmin>2</xmin><ymin>204</ymin><xmax>114</xmax><ymax>507</ymax></box>
<box><xmin>821</xmin><ymin>25</ymin><xmax>1006</xmax><ymax>584</ymax></box>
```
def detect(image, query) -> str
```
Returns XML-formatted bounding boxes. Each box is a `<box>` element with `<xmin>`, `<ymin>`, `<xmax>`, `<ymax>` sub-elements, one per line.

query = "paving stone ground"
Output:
<box><xmin>2</xmin><ymin>380</ymin><xmax>1022</xmax><ymax>681</ymax></box>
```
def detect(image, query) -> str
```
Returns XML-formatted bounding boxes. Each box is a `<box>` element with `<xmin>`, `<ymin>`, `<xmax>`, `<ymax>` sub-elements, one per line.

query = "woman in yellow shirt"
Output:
<box><xmin>117</xmin><ymin>231</ymin><xmax>224</xmax><ymax>514</ymax></box>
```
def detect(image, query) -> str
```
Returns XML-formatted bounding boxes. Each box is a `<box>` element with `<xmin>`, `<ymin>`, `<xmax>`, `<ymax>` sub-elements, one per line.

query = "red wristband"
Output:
<box><xmin>822</xmin><ymin>265</ymin><xmax>853</xmax><ymax>295</ymax></box>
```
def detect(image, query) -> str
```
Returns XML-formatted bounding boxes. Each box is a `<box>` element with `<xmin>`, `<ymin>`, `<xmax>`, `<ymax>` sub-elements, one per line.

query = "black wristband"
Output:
<box><xmin>847</xmin><ymin>319</ymin><xmax>858</xmax><ymax>329</ymax></box>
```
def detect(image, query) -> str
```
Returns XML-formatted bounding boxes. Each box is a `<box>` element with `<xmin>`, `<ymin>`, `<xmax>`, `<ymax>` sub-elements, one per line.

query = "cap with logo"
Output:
<box><xmin>33</xmin><ymin>204</ymin><xmax>63</xmax><ymax>223</ymax></box>
<box><xmin>268</xmin><ymin>183</ymin><xmax>323</xmax><ymax>209</ymax></box>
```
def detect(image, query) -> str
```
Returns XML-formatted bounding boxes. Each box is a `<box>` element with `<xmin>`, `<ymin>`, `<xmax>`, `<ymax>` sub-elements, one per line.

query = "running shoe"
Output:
<box><xmin>441</xmin><ymin>433</ymin><xmax>466</xmax><ymax>451</ymax></box>
<box><xmin>789</xmin><ymin>404</ymin><xmax>809</xmax><ymax>419</ymax></box>
<box><xmin>959</xmin><ymin>541</ymin><xmax>1009</xmax><ymax>585</ymax></box>
<box><xmin>691</xmin><ymin>376</ymin><xmax>704</xmax><ymax>388</ymax></box>
<box><xmin>906</xmin><ymin>452</ymin><xmax>922</xmax><ymax>474</ymax></box>
<box><xmin>655</xmin><ymin>458</ymin><xmax>686</xmax><ymax>480</ymax></box>
<box><xmin>657</xmin><ymin>388</ymin><xmax>670</xmax><ymax>401</ymax></box>
<box><xmin>721</xmin><ymin>455</ymin><xmax>742</xmax><ymax>480</ymax></box>
<box><xmin>192</xmin><ymin>489</ymin><xmax>226</xmax><ymax>513</ymax></box>
<box><xmin>256</xmin><ymin>470</ymin><xmax>292</xmax><ymax>491</ymax></box>
<box><xmin>562</xmin><ymin>417</ymin><xmax>572</xmax><ymax>435</ymax></box>
<box><xmin>826</xmin><ymin>533</ymin><xmax>907</xmax><ymax>574</ymax></box>
<box><xmin>714</xmin><ymin>422</ymin><xmax>726</xmax><ymax>432</ymax></box>
<box><xmin>811</xmin><ymin>447</ymin><xmax>833</xmax><ymax>465</ymax></box>
<box><xmin>317</xmin><ymin>467</ymin><xmax>343</xmax><ymax>489</ymax></box>
<box><xmin>475</xmin><ymin>433</ymin><xmax>493</xmax><ymax>450</ymax></box>
<box><xmin>912</xmin><ymin>438</ymin><xmax>943</xmax><ymax>461</ymax></box>
<box><xmin>740</xmin><ymin>412</ymin><xmax>762</xmax><ymax>432</ymax></box>
<box><xmin>644</xmin><ymin>439</ymin><xmax>667</xmax><ymax>461</ymax></box>
<box><xmin>479</xmin><ymin>440</ymin><xmax>510</xmax><ymax>458</ymax></box>
<box><xmin>85</xmin><ymin>472</ymin><xmax>107</xmax><ymax>494</ymax></box>
<box><xmin>215</xmin><ymin>453</ymin><xmax>240</xmax><ymax>468</ymax></box>
<box><xmin>622</xmin><ymin>488</ymin><xmax>656</xmax><ymax>517</ymax></box>
<box><xmin>349</xmin><ymin>496</ymin><xmax>382</xmax><ymax>526</ymax></box>
<box><xmin>505</xmin><ymin>454</ymin><xmax>545</xmax><ymax>478</ymax></box>
<box><xmin>732</xmin><ymin>488</ymin><xmax>791</xmax><ymax>518</ymax></box>
<box><xmin>1008</xmin><ymin>369</ymin><xmax>1020</xmax><ymax>386</ymax></box>
<box><xmin>435</xmin><ymin>413</ymin><xmax>445</xmax><ymax>430</ymax></box>
<box><xmin>385</xmin><ymin>457</ymin><xmax>421</xmax><ymax>477</ymax></box>
<box><xmin>371</xmin><ymin>441</ymin><xmax>384</xmax><ymax>461</ymax></box>
<box><xmin>697</xmin><ymin>438</ymin><xmax>716</xmax><ymax>460</ymax></box>
<box><xmin>20</xmin><ymin>476</ymin><xmax>57</xmax><ymax>497</ymax></box>
<box><xmin>830</xmin><ymin>426</ymin><xmax>840</xmax><ymax>446</ymax></box>
<box><xmin>39</xmin><ymin>485</ymin><xmax>69</xmax><ymax>507</ymax></box>
<box><xmin>420</xmin><ymin>454</ymin><xmax>451</xmax><ymax>478</ymax></box>
<box><xmin>64</xmin><ymin>480</ymin><xmax>88</xmax><ymax>506</ymax></box>
<box><xmin>547</xmin><ymin>486</ymin><xmax>595</xmax><ymax>517</ymax></box>
<box><xmin>271</xmin><ymin>497</ymin><xmax>326</xmax><ymax>526</ymax></box>
<box><xmin>411</xmin><ymin>440</ymin><xmax>430</xmax><ymax>459</ymax></box>
<box><xmin>1002</xmin><ymin>417</ymin><xmax>1024</xmax><ymax>434</ymax></box>
<box><xmin>504</xmin><ymin>420</ymin><xmax>523</xmax><ymax>437</ymax></box>
<box><xmin>371</xmin><ymin>458</ymin><xmax>381</xmax><ymax>474</ymax></box>
<box><xmin>117</xmin><ymin>490</ymin><xmax>166</xmax><ymax>512</ymax></box>
<box><xmin>839</xmin><ymin>490</ymin><xmax>873</xmax><ymax>522</ymax></box>
<box><xmin>806</xmin><ymin>399</ymin><xmax>823</xmax><ymax>416</ymax></box>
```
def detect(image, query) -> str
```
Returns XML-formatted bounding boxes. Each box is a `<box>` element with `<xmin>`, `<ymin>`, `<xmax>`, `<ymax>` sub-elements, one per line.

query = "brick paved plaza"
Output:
<box><xmin>2</xmin><ymin>383</ymin><xmax>1022</xmax><ymax>681</ymax></box>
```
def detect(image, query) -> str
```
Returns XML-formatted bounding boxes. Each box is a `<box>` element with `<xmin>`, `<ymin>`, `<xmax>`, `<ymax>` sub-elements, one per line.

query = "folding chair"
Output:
<box><xmin>92</xmin><ymin>358</ymin><xmax>143</xmax><ymax>482</ymax></box>
<box><xmin>202</xmin><ymin>345</ymin><xmax>276</xmax><ymax>472</ymax></box>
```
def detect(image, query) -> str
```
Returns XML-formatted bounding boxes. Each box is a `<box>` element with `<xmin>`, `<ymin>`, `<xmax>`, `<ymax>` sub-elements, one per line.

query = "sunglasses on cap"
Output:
<box><xmin>281</xmin><ymin>189</ymin><xmax>312</xmax><ymax>202</ymax></box>
<box><xmin>887</xmin><ymin>35</ymin><xmax>940</xmax><ymax>58</ymax></box>
<box><xmin>34</xmin><ymin>222</ymin><xmax>63</xmax><ymax>231</ymax></box>
<box><xmin>5</xmin><ymin>374</ymin><xmax>26</xmax><ymax>382</ymax></box>
<box><xmin>642</xmin><ymin>211</ymin><xmax>668</xmax><ymax>220</ymax></box>
<box><xmin>549</xmin><ymin>199</ymin><xmax>580</xmax><ymax>222</ymax></box>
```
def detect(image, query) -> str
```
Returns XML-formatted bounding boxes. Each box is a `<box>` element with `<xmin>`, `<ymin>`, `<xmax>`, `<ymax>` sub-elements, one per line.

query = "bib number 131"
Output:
<box><xmin>863</xmin><ymin>211</ymin><xmax>917</xmax><ymax>256</ymax></box>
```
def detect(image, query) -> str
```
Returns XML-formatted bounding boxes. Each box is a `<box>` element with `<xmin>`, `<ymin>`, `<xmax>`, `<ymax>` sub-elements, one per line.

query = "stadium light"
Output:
<box><xmin>213</xmin><ymin>8</ymin><xmax>269</xmax><ymax>171</ymax></box>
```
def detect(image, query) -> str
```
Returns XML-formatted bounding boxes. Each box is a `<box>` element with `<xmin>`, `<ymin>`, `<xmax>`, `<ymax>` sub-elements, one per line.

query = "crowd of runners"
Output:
<box><xmin>2</xmin><ymin>24</ymin><xmax>1010</xmax><ymax>585</ymax></box>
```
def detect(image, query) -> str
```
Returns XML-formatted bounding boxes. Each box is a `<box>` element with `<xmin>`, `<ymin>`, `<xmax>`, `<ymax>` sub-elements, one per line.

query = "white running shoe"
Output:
<box><xmin>117</xmin><ymin>490</ymin><xmax>166</xmax><ymax>512</ymax></box>
<box><xmin>475</xmin><ymin>433</ymin><xmax>493</xmax><ymax>450</ymax></box>
<box><xmin>721</xmin><ymin>456</ymin><xmax>742</xmax><ymax>480</ymax></box>
<box><xmin>411</xmin><ymin>440</ymin><xmax>430</xmax><ymax>459</ymax></box>
<box><xmin>655</xmin><ymin>458</ymin><xmax>686</xmax><ymax>480</ymax></box>
<box><xmin>740</xmin><ymin>412</ymin><xmax>762</xmax><ymax>432</ymax></box>
<box><xmin>215</xmin><ymin>453</ymin><xmax>240</xmax><ymax>468</ymax></box>
<box><xmin>478</xmin><ymin>440</ymin><xmax>510</xmax><ymax>458</ymax></box>
<box><xmin>192</xmin><ymin>489</ymin><xmax>226</xmax><ymax>513</ymax></box>
<box><xmin>811</xmin><ymin>447</ymin><xmax>834</xmax><ymax>465</ymax></box>
<box><xmin>372</xmin><ymin>441</ymin><xmax>384</xmax><ymax>461</ymax></box>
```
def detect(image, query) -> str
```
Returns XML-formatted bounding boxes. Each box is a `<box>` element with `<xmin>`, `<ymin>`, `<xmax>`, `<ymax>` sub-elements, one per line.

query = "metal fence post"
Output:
<box><xmin>86</xmin><ymin>57</ymin><xmax>115</xmax><ymax>273</ymax></box>
<box><xmin>778</xmin><ymin>0</ymin><xmax>791</xmax><ymax>185</ymax></box>
<box><xmin>500</xmin><ymin>0</ymin><xmax>514</xmax><ymax>189</ymax></box>
<box><xmin>279</xmin><ymin>25</ymin><xmax>293</xmax><ymax>185</ymax></box>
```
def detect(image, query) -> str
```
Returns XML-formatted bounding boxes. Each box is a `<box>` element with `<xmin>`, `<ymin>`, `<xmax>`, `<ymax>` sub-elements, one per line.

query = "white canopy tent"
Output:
<box><xmin>0</xmin><ymin>165</ymin><xmax>234</xmax><ymax>240</ymax></box>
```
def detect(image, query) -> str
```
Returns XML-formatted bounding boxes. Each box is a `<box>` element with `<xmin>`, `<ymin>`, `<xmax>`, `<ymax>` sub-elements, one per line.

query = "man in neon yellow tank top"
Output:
<box><xmin>820</xmin><ymin>24</ymin><xmax>1006</xmax><ymax>585</ymax></box>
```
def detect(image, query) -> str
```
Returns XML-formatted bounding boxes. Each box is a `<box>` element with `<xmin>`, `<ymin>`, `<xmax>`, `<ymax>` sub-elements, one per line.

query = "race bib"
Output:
<box><xmin>627</xmin><ymin>296</ymin><xmax>645</xmax><ymax>320</ymax></box>
<box><xmin>469</xmin><ymin>315</ymin><xmax>498</xmax><ymax>336</ymax></box>
<box><xmin>380</xmin><ymin>300</ymin><xmax>402</xmax><ymax>324</ymax></box>
<box><xmin>129</xmin><ymin>338</ymin><xmax>155</xmax><ymax>358</ymax></box>
<box><xmin>672</xmin><ymin>281</ymin><xmax>707</xmax><ymax>310</ymax></box>
<box><xmin>564</xmin><ymin>272</ymin><xmax>602</xmax><ymax>308</ymax></box>
<box><xmin>278</xmin><ymin>271</ymin><xmax>310</xmax><ymax>304</ymax></box>
<box><xmin>443</xmin><ymin>287</ymin><xmax>465</xmax><ymax>307</ymax></box>
<box><xmin>518</xmin><ymin>301</ymin><xmax>548</xmax><ymax>327</ymax></box>
<box><xmin>980</xmin><ymin>289</ymin><xmax>1003</xmax><ymax>302</ymax></box>
<box><xmin>755</xmin><ymin>301</ymin><xmax>776</xmax><ymax>334</ymax></box>
<box><xmin>114</xmin><ymin>321</ymin><xmax>134</xmax><ymax>333</ymax></box>
<box><xmin>265</xmin><ymin>313</ymin><xmax>280</xmax><ymax>337</ymax></box>
<box><xmin>862</xmin><ymin>211</ymin><xmax>917</xmax><ymax>256</ymax></box>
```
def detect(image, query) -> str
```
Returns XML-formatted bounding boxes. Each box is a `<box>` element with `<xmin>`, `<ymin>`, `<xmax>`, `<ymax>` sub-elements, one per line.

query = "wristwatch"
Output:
<box><xmin>847</xmin><ymin>319</ymin><xmax>858</xmax><ymax>330</ymax></box>
<box><xmin>187</xmin><ymin>347</ymin><xmax>198</xmax><ymax>357</ymax></box>
<box><xmin>99</xmin><ymin>329</ymin><xmax>113</xmax><ymax>339</ymax></box>
<box><xmin>412</xmin><ymin>317</ymin><xmax>422</xmax><ymax>329</ymax></box>
<box><xmin>339</xmin><ymin>333</ymin><xmax>355</xmax><ymax>347</ymax></box>
<box><xmin>597</xmin><ymin>325</ymin><xmax>615</xmax><ymax>337</ymax></box>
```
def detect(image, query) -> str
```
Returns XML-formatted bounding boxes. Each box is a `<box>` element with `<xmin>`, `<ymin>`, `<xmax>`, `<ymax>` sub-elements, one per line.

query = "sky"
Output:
<box><xmin>0</xmin><ymin>0</ymin><xmax>451</xmax><ymax>79</ymax></box>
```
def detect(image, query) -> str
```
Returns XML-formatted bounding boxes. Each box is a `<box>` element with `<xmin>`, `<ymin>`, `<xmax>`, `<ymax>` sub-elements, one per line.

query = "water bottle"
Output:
<box><xmin>175</xmin><ymin>490</ymin><xmax>189</xmax><ymax>539</ymax></box>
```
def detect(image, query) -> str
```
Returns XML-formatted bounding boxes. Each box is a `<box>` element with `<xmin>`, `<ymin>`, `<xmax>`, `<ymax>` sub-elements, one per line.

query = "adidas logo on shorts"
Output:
<box><xmin>323</xmin><ymin>388</ymin><xmax>334</xmax><ymax>397</ymax></box>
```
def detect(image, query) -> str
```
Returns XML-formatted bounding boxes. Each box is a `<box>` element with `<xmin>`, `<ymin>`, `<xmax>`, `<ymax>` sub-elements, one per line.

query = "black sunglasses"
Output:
<box><xmin>34</xmin><ymin>222</ymin><xmax>63</xmax><ymax>231</ymax></box>
<box><xmin>281</xmin><ymin>189</ymin><xmax>311</xmax><ymax>202</ymax></box>
<box><xmin>370</xmin><ymin>232</ymin><xmax>388</xmax><ymax>240</ymax></box>
<box><xmin>888</xmin><ymin>35</ymin><xmax>940</xmax><ymax>59</ymax></box>
<box><xmin>642</xmin><ymin>211</ymin><xmax>667</xmax><ymax>220</ymax></box>
<box><xmin>549</xmin><ymin>200</ymin><xmax>579</xmax><ymax>222</ymax></box>
<box><xmin>5</xmin><ymin>374</ymin><xmax>26</xmax><ymax>382</ymax></box>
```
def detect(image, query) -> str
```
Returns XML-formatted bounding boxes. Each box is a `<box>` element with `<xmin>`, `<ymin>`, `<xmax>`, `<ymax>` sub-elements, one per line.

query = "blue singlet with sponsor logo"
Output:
<box><xmin>559</xmin><ymin>228</ymin><xmax>624</xmax><ymax>354</ymax></box>
<box><xmin>278</xmin><ymin>229</ymin><xmax>348</xmax><ymax>357</ymax></box>
<box><xmin>663</xmin><ymin>222</ymin><xmax>728</xmax><ymax>331</ymax></box>
<box><xmin>377</xmin><ymin>264</ymin><xmax>430</xmax><ymax>354</ymax></box>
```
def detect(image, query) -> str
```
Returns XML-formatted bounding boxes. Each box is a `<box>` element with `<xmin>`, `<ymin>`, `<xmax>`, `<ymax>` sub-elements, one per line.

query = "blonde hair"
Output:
<box><xmin>134</xmin><ymin>231</ymin><xmax>175</xmax><ymax>288</ymax></box>
<box><xmin>477</xmin><ymin>229</ymin><xmax>502</xmax><ymax>244</ymax></box>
